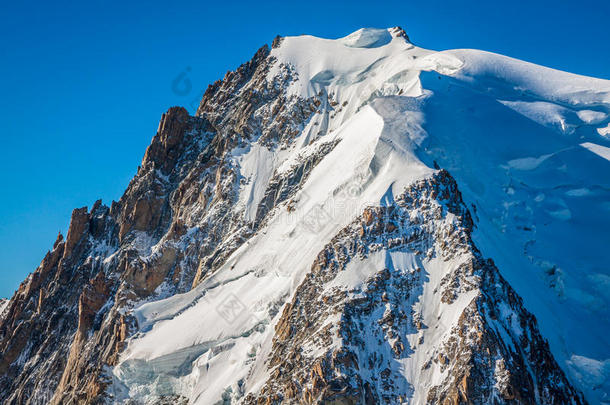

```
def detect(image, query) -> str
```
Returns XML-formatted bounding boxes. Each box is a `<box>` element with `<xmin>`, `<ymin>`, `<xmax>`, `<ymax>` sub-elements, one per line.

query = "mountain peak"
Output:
<box><xmin>1</xmin><ymin>24</ymin><xmax>609</xmax><ymax>405</ymax></box>
<box><xmin>338</xmin><ymin>27</ymin><xmax>403</xmax><ymax>48</ymax></box>
<box><xmin>324</xmin><ymin>26</ymin><xmax>411</xmax><ymax>48</ymax></box>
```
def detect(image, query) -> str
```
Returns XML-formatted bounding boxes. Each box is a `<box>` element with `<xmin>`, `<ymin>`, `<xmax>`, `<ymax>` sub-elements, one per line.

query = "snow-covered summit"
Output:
<box><xmin>338</xmin><ymin>27</ymin><xmax>408</xmax><ymax>48</ymax></box>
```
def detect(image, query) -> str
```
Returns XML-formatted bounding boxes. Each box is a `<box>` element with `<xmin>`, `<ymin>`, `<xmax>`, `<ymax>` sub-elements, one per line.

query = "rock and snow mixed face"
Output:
<box><xmin>107</xmin><ymin>28</ymin><xmax>610</xmax><ymax>404</ymax></box>
<box><xmin>0</xmin><ymin>299</ymin><xmax>8</xmax><ymax>319</ymax></box>
<box><xmin>1</xmin><ymin>27</ymin><xmax>608</xmax><ymax>405</ymax></box>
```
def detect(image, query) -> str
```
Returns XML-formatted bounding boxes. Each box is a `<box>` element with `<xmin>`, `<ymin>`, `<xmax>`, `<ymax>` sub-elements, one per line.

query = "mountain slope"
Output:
<box><xmin>242</xmin><ymin>171</ymin><xmax>583</xmax><ymax>404</ymax></box>
<box><xmin>0</xmin><ymin>27</ymin><xmax>608</xmax><ymax>404</ymax></box>
<box><xmin>0</xmin><ymin>299</ymin><xmax>8</xmax><ymax>320</ymax></box>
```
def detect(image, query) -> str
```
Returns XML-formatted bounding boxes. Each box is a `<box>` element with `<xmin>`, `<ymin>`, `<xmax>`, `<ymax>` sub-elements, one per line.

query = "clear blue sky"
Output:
<box><xmin>0</xmin><ymin>0</ymin><xmax>608</xmax><ymax>298</ymax></box>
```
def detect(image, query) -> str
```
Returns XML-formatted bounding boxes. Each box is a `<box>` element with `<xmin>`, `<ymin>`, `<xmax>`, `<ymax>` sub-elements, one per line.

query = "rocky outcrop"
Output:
<box><xmin>245</xmin><ymin>171</ymin><xmax>584</xmax><ymax>404</ymax></box>
<box><xmin>254</xmin><ymin>139</ymin><xmax>340</xmax><ymax>226</ymax></box>
<box><xmin>0</xmin><ymin>203</ymin><xmax>113</xmax><ymax>404</ymax></box>
<box><xmin>63</xmin><ymin>207</ymin><xmax>90</xmax><ymax>258</ymax></box>
<box><xmin>143</xmin><ymin>106</ymin><xmax>192</xmax><ymax>174</ymax></box>
<box><xmin>196</xmin><ymin>44</ymin><xmax>320</xmax><ymax>149</ymax></box>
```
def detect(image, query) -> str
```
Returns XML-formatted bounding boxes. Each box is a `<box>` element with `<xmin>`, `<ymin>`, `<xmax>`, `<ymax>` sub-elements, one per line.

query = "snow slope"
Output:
<box><xmin>111</xmin><ymin>28</ymin><xmax>610</xmax><ymax>404</ymax></box>
<box><xmin>0</xmin><ymin>299</ymin><xmax>8</xmax><ymax>318</ymax></box>
<box><xmin>413</xmin><ymin>54</ymin><xmax>610</xmax><ymax>402</ymax></box>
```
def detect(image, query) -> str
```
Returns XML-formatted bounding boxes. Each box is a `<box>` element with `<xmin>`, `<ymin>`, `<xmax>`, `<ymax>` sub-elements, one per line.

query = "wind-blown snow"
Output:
<box><xmin>112</xmin><ymin>27</ymin><xmax>610</xmax><ymax>404</ymax></box>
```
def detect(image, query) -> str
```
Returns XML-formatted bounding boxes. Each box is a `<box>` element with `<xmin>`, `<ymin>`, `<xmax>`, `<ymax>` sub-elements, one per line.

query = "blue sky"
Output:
<box><xmin>0</xmin><ymin>0</ymin><xmax>608</xmax><ymax>298</ymax></box>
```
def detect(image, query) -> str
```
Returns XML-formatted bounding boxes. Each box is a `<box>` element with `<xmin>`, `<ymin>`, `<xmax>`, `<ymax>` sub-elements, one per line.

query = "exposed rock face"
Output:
<box><xmin>0</xmin><ymin>102</ymin><xmax>220</xmax><ymax>403</ymax></box>
<box><xmin>0</xmin><ymin>204</ymin><xmax>111</xmax><ymax>404</ymax></box>
<box><xmin>143</xmin><ymin>106</ymin><xmax>192</xmax><ymax>174</ymax></box>
<box><xmin>0</xmin><ymin>39</ymin><xmax>335</xmax><ymax>405</ymax></box>
<box><xmin>245</xmin><ymin>171</ymin><xmax>584</xmax><ymax>405</ymax></box>
<box><xmin>0</xmin><ymin>27</ymin><xmax>595</xmax><ymax>404</ymax></box>
<box><xmin>253</xmin><ymin>139</ymin><xmax>340</xmax><ymax>226</ymax></box>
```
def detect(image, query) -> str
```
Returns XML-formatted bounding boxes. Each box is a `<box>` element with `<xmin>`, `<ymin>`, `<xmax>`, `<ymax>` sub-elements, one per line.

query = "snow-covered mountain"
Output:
<box><xmin>1</xmin><ymin>27</ymin><xmax>609</xmax><ymax>404</ymax></box>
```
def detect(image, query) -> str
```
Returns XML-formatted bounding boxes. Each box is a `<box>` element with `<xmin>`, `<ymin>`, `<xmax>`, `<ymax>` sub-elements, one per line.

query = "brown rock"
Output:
<box><xmin>142</xmin><ymin>106</ymin><xmax>191</xmax><ymax>174</ymax></box>
<box><xmin>63</xmin><ymin>207</ymin><xmax>89</xmax><ymax>258</ymax></box>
